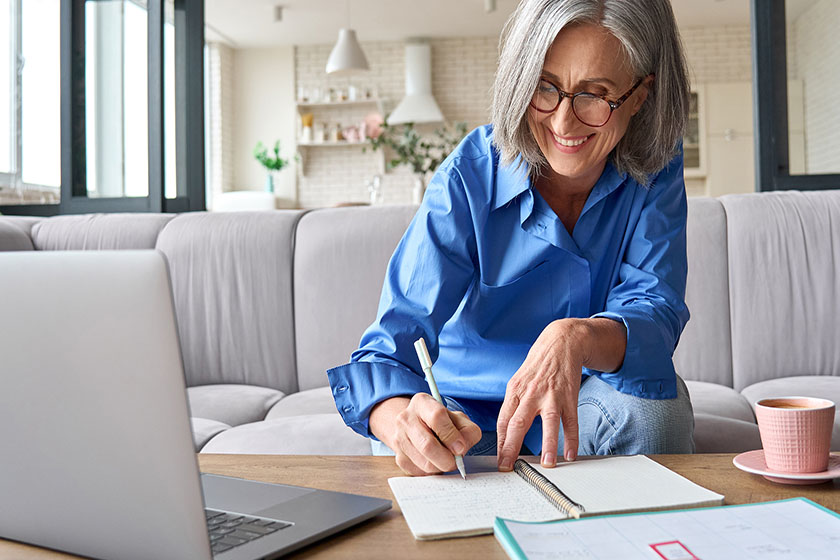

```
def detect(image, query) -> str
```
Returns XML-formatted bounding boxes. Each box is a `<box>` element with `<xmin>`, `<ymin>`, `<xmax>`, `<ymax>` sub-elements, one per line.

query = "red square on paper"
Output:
<box><xmin>650</xmin><ymin>540</ymin><xmax>699</xmax><ymax>560</ymax></box>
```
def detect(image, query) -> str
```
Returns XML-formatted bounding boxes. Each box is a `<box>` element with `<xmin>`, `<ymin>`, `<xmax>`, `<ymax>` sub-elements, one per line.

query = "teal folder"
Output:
<box><xmin>494</xmin><ymin>497</ymin><xmax>840</xmax><ymax>560</ymax></box>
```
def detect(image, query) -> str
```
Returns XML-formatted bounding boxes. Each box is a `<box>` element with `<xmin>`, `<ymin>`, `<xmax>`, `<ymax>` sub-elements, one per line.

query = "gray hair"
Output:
<box><xmin>491</xmin><ymin>0</ymin><xmax>689</xmax><ymax>186</ymax></box>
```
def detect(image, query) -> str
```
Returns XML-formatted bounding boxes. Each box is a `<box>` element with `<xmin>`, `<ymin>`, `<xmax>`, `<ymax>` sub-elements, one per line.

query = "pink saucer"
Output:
<box><xmin>733</xmin><ymin>450</ymin><xmax>840</xmax><ymax>485</ymax></box>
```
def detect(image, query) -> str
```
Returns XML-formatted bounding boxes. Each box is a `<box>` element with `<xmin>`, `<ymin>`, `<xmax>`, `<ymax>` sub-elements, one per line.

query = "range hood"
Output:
<box><xmin>387</xmin><ymin>40</ymin><xmax>445</xmax><ymax>125</ymax></box>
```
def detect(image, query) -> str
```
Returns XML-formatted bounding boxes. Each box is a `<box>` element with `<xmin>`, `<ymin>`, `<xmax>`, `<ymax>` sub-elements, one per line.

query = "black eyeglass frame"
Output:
<box><xmin>529</xmin><ymin>74</ymin><xmax>654</xmax><ymax>127</ymax></box>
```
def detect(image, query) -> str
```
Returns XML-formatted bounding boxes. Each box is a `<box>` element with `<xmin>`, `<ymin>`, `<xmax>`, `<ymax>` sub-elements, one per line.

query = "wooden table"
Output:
<box><xmin>2</xmin><ymin>454</ymin><xmax>838</xmax><ymax>559</ymax></box>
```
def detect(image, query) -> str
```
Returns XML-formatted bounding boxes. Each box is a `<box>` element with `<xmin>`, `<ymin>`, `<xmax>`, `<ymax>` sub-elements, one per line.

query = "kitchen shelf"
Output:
<box><xmin>296</xmin><ymin>98</ymin><xmax>383</xmax><ymax>110</ymax></box>
<box><xmin>296</xmin><ymin>98</ymin><xmax>387</xmax><ymax>177</ymax></box>
<box><xmin>297</xmin><ymin>141</ymin><xmax>369</xmax><ymax>147</ymax></box>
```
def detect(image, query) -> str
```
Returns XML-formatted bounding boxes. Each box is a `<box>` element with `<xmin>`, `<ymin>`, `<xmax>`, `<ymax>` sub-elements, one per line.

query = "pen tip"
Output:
<box><xmin>456</xmin><ymin>456</ymin><xmax>466</xmax><ymax>479</ymax></box>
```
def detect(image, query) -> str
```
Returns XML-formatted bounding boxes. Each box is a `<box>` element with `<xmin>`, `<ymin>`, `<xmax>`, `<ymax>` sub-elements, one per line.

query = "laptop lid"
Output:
<box><xmin>0</xmin><ymin>251</ymin><xmax>212</xmax><ymax>560</ymax></box>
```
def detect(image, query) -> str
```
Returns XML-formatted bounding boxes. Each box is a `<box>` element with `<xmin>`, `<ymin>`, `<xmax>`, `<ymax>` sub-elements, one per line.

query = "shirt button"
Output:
<box><xmin>336</xmin><ymin>386</ymin><xmax>348</xmax><ymax>393</ymax></box>
<box><xmin>343</xmin><ymin>405</ymin><xmax>353</xmax><ymax>412</ymax></box>
<box><xmin>538</xmin><ymin>222</ymin><xmax>546</xmax><ymax>229</ymax></box>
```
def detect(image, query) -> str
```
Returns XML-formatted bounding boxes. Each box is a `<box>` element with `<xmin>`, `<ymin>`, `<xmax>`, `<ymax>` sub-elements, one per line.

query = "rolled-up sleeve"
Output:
<box><xmin>327</xmin><ymin>162</ymin><xmax>478</xmax><ymax>437</ymax></box>
<box><xmin>586</xmin><ymin>153</ymin><xmax>690</xmax><ymax>399</ymax></box>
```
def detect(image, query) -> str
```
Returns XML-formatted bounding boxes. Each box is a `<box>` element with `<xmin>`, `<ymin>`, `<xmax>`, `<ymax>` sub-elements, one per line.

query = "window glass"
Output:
<box><xmin>21</xmin><ymin>0</ymin><xmax>60</xmax><ymax>187</ymax></box>
<box><xmin>85</xmin><ymin>0</ymin><xmax>148</xmax><ymax>198</ymax></box>
<box><xmin>787</xmin><ymin>0</ymin><xmax>840</xmax><ymax>175</ymax></box>
<box><xmin>123</xmin><ymin>0</ymin><xmax>148</xmax><ymax>196</ymax></box>
<box><xmin>0</xmin><ymin>0</ymin><xmax>10</xmax><ymax>175</ymax></box>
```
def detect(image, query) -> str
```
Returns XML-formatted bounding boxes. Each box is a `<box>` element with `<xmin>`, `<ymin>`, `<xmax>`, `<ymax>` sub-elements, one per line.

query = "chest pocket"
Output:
<box><xmin>464</xmin><ymin>260</ymin><xmax>557</xmax><ymax>343</ymax></box>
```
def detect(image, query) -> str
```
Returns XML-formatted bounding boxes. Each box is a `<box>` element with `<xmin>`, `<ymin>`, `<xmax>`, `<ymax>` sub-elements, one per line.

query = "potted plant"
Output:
<box><xmin>253</xmin><ymin>140</ymin><xmax>290</xmax><ymax>193</ymax></box>
<box><xmin>366</xmin><ymin>121</ymin><xmax>468</xmax><ymax>204</ymax></box>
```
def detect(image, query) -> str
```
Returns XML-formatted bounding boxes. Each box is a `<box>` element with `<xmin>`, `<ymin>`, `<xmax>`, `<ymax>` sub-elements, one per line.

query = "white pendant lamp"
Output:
<box><xmin>325</xmin><ymin>1</ymin><xmax>369</xmax><ymax>75</ymax></box>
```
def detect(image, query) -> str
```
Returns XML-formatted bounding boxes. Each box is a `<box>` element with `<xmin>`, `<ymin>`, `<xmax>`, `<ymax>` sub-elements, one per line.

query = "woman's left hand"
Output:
<box><xmin>496</xmin><ymin>317</ymin><xmax>627</xmax><ymax>470</ymax></box>
<box><xmin>496</xmin><ymin>318</ymin><xmax>589</xmax><ymax>470</ymax></box>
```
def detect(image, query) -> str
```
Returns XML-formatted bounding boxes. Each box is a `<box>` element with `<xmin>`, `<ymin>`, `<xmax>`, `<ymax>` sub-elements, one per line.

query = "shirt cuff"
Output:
<box><xmin>327</xmin><ymin>360</ymin><xmax>432</xmax><ymax>438</ymax></box>
<box><xmin>587</xmin><ymin>310</ymin><xmax>678</xmax><ymax>399</ymax></box>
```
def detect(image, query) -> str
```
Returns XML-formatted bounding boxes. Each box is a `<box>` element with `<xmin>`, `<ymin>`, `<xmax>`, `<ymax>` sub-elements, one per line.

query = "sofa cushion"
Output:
<box><xmin>692</xmin><ymin>413</ymin><xmax>761</xmax><ymax>453</ymax></box>
<box><xmin>187</xmin><ymin>384</ymin><xmax>284</xmax><ymax>427</ymax></box>
<box><xmin>191</xmin><ymin>417</ymin><xmax>231</xmax><ymax>451</ymax></box>
<box><xmin>156</xmin><ymin>211</ymin><xmax>304</xmax><ymax>391</ymax></box>
<box><xmin>684</xmin><ymin>380</ymin><xmax>754</xmax><ymax>423</ymax></box>
<box><xmin>293</xmin><ymin>205</ymin><xmax>418</xmax><ymax>391</ymax></box>
<box><xmin>721</xmin><ymin>190</ymin><xmax>840</xmax><ymax>390</ymax></box>
<box><xmin>30</xmin><ymin>213</ymin><xmax>174</xmax><ymax>250</ymax></box>
<box><xmin>200</xmin><ymin>414</ymin><xmax>372</xmax><ymax>455</ymax></box>
<box><xmin>674</xmin><ymin>198</ymin><xmax>733</xmax><ymax>387</ymax></box>
<box><xmin>0</xmin><ymin>216</ymin><xmax>41</xmax><ymax>236</ymax></box>
<box><xmin>0</xmin><ymin>220</ymin><xmax>34</xmax><ymax>251</ymax></box>
<box><xmin>265</xmin><ymin>386</ymin><xmax>338</xmax><ymax>419</ymax></box>
<box><xmin>740</xmin><ymin>375</ymin><xmax>840</xmax><ymax>449</ymax></box>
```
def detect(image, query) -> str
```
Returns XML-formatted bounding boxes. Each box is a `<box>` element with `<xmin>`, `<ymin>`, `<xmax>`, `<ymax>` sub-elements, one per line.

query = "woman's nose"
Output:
<box><xmin>550</xmin><ymin>96</ymin><xmax>578</xmax><ymax>131</ymax></box>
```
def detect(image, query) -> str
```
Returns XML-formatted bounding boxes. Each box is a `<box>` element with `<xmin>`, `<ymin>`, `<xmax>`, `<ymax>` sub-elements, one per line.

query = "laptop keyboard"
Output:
<box><xmin>205</xmin><ymin>508</ymin><xmax>293</xmax><ymax>556</ymax></box>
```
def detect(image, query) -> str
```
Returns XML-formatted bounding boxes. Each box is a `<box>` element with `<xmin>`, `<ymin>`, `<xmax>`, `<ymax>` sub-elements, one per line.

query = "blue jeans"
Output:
<box><xmin>370</xmin><ymin>374</ymin><xmax>695</xmax><ymax>456</ymax></box>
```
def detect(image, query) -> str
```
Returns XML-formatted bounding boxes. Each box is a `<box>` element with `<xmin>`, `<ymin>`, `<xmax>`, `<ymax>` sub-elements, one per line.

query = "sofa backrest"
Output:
<box><xmin>156</xmin><ymin>211</ymin><xmax>303</xmax><ymax>394</ymax></box>
<box><xmin>30</xmin><ymin>213</ymin><xmax>174</xmax><ymax>250</ymax></box>
<box><xmin>721</xmin><ymin>190</ymin><xmax>840</xmax><ymax>390</ymax></box>
<box><xmin>293</xmin><ymin>205</ymin><xmax>419</xmax><ymax>391</ymax></box>
<box><xmin>674</xmin><ymin>197</ymin><xmax>734</xmax><ymax>386</ymax></box>
<box><xmin>0</xmin><ymin>219</ymin><xmax>36</xmax><ymax>251</ymax></box>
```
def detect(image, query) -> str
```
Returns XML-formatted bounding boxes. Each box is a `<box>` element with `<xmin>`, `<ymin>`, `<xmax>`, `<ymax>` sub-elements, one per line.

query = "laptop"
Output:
<box><xmin>0</xmin><ymin>250</ymin><xmax>391</xmax><ymax>560</ymax></box>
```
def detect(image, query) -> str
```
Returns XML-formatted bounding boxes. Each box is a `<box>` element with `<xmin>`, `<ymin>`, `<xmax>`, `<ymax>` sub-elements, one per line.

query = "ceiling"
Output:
<box><xmin>205</xmin><ymin>0</ymin><xmax>817</xmax><ymax>49</ymax></box>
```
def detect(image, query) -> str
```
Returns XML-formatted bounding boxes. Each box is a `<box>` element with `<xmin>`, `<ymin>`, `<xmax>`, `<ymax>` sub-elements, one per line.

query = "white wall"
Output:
<box><xmin>232</xmin><ymin>47</ymin><xmax>297</xmax><ymax>207</ymax></box>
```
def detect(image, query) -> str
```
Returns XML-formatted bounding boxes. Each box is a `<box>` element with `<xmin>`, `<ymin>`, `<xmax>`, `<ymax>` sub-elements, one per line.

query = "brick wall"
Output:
<box><xmin>681</xmin><ymin>25</ymin><xmax>753</xmax><ymax>84</ymax></box>
<box><xmin>206</xmin><ymin>42</ymin><xmax>235</xmax><ymax>209</ymax></box>
<box><xmin>793</xmin><ymin>0</ymin><xmax>840</xmax><ymax>174</ymax></box>
<box><xmin>294</xmin><ymin>37</ymin><xmax>498</xmax><ymax>208</ymax></box>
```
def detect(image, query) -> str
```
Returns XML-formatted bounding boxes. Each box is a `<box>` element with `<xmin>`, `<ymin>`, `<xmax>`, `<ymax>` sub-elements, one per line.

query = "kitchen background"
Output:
<box><xmin>205</xmin><ymin>0</ymin><xmax>839</xmax><ymax>210</ymax></box>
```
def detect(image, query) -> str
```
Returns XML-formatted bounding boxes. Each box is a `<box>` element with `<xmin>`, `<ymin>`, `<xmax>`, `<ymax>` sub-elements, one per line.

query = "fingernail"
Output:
<box><xmin>565</xmin><ymin>450</ymin><xmax>576</xmax><ymax>462</ymax></box>
<box><xmin>499</xmin><ymin>457</ymin><xmax>513</xmax><ymax>471</ymax></box>
<box><xmin>453</xmin><ymin>441</ymin><xmax>465</xmax><ymax>455</ymax></box>
<box><xmin>541</xmin><ymin>452</ymin><xmax>555</xmax><ymax>467</ymax></box>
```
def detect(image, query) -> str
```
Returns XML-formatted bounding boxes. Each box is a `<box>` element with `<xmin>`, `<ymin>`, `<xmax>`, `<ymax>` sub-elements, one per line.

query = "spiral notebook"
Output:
<box><xmin>388</xmin><ymin>455</ymin><xmax>724</xmax><ymax>540</ymax></box>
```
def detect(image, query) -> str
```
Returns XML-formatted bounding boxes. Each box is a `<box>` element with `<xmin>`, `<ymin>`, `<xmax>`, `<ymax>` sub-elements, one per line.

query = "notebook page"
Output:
<box><xmin>388</xmin><ymin>471</ymin><xmax>566</xmax><ymax>540</ymax></box>
<box><xmin>532</xmin><ymin>455</ymin><xmax>724</xmax><ymax>515</ymax></box>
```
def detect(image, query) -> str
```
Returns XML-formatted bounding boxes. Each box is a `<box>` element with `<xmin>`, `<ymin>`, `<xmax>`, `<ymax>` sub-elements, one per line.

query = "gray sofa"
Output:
<box><xmin>1</xmin><ymin>189</ymin><xmax>839</xmax><ymax>455</ymax></box>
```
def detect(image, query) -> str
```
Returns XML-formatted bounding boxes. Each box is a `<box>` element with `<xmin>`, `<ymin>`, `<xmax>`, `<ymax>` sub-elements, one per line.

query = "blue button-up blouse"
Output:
<box><xmin>327</xmin><ymin>124</ymin><xmax>689</xmax><ymax>454</ymax></box>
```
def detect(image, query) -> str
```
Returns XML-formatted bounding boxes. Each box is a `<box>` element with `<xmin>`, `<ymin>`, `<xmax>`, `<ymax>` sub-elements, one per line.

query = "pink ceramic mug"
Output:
<box><xmin>755</xmin><ymin>397</ymin><xmax>835</xmax><ymax>473</ymax></box>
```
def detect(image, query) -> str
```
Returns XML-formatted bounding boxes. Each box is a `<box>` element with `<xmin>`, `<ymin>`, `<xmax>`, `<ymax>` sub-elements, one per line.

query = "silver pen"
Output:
<box><xmin>414</xmin><ymin>338</ymin><xmax>467</xmax><ymax>479</ymax></box>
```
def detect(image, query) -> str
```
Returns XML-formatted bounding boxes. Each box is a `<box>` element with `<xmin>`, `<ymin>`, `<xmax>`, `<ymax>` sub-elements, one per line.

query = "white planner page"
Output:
<box><xmin>499</xmin><ymin>498</ymin><xmax>840</xmax><ymax>560</ymax></box>
<box><xmin>389</xmin><ymin>471</ymin><xmax>565</xmax><ymax>540</ymax></box>
<box><xmin>532</xmin><ymin>455</ymin><xmax>724</xmax><ymax>515</ymax></box>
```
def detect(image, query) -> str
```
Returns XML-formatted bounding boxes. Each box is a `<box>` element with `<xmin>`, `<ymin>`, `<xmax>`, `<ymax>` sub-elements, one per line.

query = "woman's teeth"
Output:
<box><xmin>553</xmin><ymin>134</ymin><xmax>588</xmax><ymax>147</ymax></box>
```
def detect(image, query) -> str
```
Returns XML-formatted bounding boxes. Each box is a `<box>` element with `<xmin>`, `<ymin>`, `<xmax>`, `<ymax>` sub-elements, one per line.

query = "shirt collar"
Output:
<box><xmin>580</xmin><ymin>159</ymin><xmax>628</xmax><ymax>216</ymax></box>
<box><xmin>493</xmin><ymin>155</ymin><xmax>629</xmax><ymax>214</ymax></box>
<box><xmin>492</xmin><ymin>155</ymin><xmax>531</xmax><ymax>211</ymax></box>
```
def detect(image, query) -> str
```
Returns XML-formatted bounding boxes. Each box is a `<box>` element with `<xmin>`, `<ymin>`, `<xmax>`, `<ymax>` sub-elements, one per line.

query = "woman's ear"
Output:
<box><xmin>631</xmin><ymin>75</ymin><xmax>655</xmax><ymax>115</ymax></box>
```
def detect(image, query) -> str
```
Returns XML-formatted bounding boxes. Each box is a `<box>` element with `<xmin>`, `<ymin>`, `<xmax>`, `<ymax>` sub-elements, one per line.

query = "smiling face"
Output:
<box><xmin>527</xmin><ymin>24</ymin><xmax>650</xmax><ymax>192</ymax></box>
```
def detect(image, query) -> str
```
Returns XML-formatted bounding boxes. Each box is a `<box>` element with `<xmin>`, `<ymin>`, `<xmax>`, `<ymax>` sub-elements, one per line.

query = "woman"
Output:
<box><xmin>328</xmin><ymin>0</ymin><xmax>694</xmax><ymax>475</ymax></box>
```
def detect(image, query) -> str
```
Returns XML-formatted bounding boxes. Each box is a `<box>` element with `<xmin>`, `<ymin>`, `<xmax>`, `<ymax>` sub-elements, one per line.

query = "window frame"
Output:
<box><xmin>0</xmin><ymin>0</ymin><xmax>205</xmax><ymax>216</ymax></box>
<box><xmin>751</xmin><ymin>0</ymin><xmax>840</xmax><ymax>191</ymax></box>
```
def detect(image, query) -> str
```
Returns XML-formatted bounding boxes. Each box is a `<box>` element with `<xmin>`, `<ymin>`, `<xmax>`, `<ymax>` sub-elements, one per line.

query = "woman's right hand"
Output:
<box><xmin>369</xmin><ymin>394</ymin><xmax>482</xmax><ymax>476</ymax></box>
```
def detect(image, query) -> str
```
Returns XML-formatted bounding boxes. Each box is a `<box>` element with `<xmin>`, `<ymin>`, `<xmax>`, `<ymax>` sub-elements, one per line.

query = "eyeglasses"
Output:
<box><xmin>529</xmin><ymin>75</ymin><xmax>651</xmax><ymax>127</ymax></box>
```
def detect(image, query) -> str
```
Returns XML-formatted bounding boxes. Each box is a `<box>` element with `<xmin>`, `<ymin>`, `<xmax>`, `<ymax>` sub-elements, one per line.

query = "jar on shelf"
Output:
<box><xmin>313</xmin><ymin>122</ymin><xmax>326</xmax><ymax>143</ymax></box>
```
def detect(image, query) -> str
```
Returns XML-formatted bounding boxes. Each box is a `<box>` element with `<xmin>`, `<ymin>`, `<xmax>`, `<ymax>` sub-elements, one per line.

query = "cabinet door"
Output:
<box><xmin>704</xmin><ymin>82</ymin><xmax>755</xmax><ymax>197</ymax></box>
